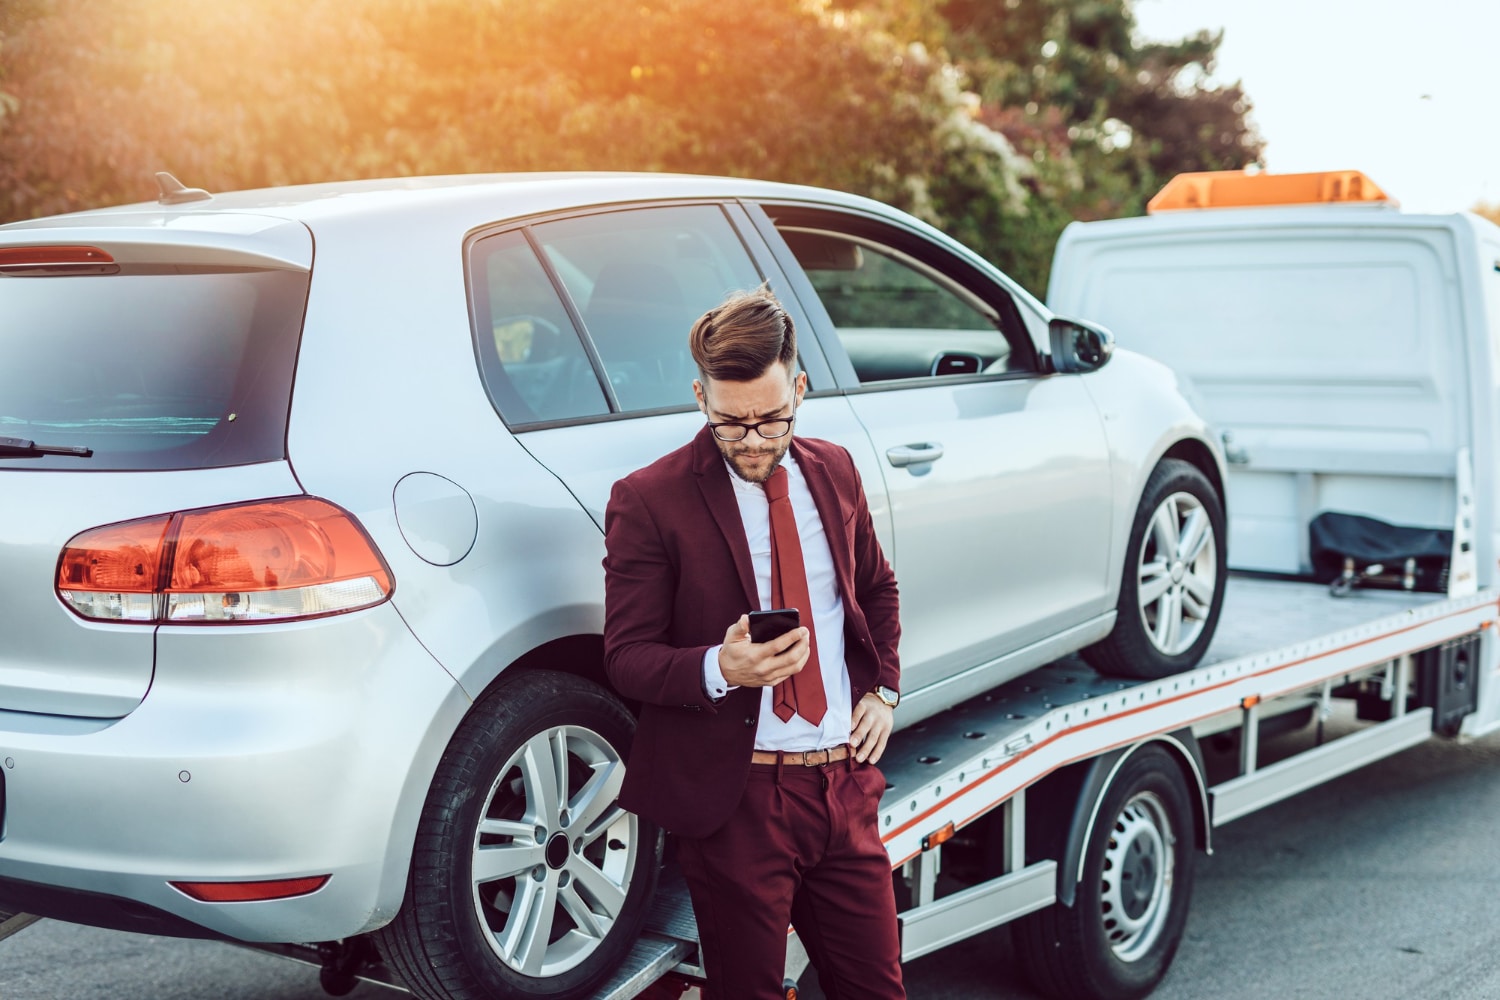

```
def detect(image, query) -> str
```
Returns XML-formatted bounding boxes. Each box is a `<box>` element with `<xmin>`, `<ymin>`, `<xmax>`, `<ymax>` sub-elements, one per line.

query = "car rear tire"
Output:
<box><xmin>376</xmin><ymin>670</ymin><xmax>661</xmax><ymax>1000</ymax></box>
<box><xmin>1085</xmin><ymin>459</ymin><xmax>1227</xmax><ymax>679</ymax></box>
<box><xmin>1013</xmin><ymin>744</ymin><xmax>1196</xmax><ymax>1000</ymax></box>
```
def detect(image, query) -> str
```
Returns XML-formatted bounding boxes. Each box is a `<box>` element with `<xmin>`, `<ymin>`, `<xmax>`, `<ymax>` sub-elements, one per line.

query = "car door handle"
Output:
<box><xmin>886</xmin><ymin>443</ymin><xmax>944</xmax><ymax>467</ymax></box>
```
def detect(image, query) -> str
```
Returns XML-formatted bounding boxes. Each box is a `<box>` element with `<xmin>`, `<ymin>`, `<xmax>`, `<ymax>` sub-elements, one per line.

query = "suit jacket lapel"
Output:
<box><xmin>692</xmin><ymin>426</ymin><xmax>760</xmax><ymax>611</ymax></box>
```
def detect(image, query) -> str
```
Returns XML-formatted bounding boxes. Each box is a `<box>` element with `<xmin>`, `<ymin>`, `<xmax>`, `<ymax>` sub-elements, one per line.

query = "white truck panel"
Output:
<box><xmin>1048</xmin><ymin>208</ymin><xmax>1500</xmax><ymax>581</ymax></box>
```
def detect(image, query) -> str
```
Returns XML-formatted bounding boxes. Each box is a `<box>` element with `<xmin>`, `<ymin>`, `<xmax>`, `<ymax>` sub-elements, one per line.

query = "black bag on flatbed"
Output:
<box><xmin>1309</xmin><ymin>511</ymin><xmax>1451</xmax><ymax>595</ymax></box>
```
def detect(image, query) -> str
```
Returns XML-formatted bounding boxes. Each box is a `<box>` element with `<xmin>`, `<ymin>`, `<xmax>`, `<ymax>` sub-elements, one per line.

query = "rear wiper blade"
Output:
<box><xmin>0</xmin><ymin>435</ymin><xmax>94</xmax><ymax>458</ymax></box>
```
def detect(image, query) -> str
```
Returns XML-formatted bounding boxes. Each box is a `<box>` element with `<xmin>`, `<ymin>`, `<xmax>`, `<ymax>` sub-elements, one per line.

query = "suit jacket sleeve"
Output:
<box><xmin>602</xmin><ymin>476</ymin><xmax>719</xmax><ymax>711</ymax></box>
<box><xmin>847</xmin><ymin>453</ymin><xmax>902</xmax><ymax>693</ymax></box>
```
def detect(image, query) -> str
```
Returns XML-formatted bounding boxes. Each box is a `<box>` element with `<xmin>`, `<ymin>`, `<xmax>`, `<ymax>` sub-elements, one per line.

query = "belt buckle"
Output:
<box><xmin>800</xmin><ymin>749</ymin><xmax>829</xmax><ymax>766</ymax></box>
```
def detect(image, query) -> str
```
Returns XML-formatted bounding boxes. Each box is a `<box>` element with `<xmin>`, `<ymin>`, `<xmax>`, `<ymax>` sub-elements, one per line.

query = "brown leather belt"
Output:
<box><xmin>750</xmin><ymin>744</ymin><xmax>852</xmax><ymax>766</ymax></box>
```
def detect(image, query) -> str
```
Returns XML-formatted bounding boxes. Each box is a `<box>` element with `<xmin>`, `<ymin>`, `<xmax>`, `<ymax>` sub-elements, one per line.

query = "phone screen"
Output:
<box><xmin>748</xmin><ymin>608</ymin><xmax>800</xmax><ymax>644</ymax></box>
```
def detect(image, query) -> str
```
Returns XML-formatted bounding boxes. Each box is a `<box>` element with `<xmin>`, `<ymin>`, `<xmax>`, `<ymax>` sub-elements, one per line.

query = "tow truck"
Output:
<box><xmin>6</xmin><ymin>169</ymin><xmax>1499</xmax><ymax>1000</ymax></box>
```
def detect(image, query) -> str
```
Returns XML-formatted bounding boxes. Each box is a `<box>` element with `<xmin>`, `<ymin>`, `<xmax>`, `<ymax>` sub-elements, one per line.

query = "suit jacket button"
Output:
<box><xmin>744</xmin><ymin>716</ymin><xmax>755</xmax><ymax>727</ymax></box>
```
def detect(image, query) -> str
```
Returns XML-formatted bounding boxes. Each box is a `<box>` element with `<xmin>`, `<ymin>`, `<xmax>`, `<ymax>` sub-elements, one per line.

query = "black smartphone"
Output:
<box><xmin>747</xmin><ymin>608</ymin><xmax>801</xmax><ymax>644</ymax></box>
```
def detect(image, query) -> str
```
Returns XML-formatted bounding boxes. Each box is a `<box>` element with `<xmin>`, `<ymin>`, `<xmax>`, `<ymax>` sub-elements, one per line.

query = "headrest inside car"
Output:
<box><xmin>783</xmin><ymin>230</ymin><xmax>864</xmax><ymax>272</ymax></box>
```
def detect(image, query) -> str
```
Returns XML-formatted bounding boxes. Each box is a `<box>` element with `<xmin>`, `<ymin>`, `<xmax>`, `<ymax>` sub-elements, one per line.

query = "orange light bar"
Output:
<box><xmin>1147</xmin><ymin>169</ymin><xmax>1393</xmax><ymax>214</ymax></box>
<box><xmin>1241</xmin><ymin>695</ymin><xmax>1262</xmax><ymax>710</ymax></box>
<box><xmin>170</xmin><ymin>875</ymin><xmax>330</xmax><ymax>902</ymax></box>
<box><xmin>921</xmin><ymin>821</ymin><xmax>956</xmax><ymax>852</ymax></box>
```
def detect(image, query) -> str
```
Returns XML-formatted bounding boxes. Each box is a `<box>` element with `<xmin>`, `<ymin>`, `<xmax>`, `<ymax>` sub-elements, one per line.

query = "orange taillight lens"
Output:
<box><xmin>56</xmin><ymin>515</ymin><xmax>171</xmax><ymax>621</ymax></box>
<box><xmin>57</xmin><ymin>498</ymin><xmax>393</xmax><ymax>624</ymax></box>
<box><xmin>167</xmin><ymin>498</ymin><xmax>390</xmax><ymax>592</ymax></box>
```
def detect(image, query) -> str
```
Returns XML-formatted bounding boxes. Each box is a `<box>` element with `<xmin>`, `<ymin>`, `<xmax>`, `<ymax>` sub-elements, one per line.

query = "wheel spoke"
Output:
<box><xmin>570</xmin><ymin>759</ymin><xmax>626</xmax><ymax>837</ymax></box>
<box><xmin>472</xmin><ymin>842</ymin><xmax>546</xmax><ymax>886</ymax></box>
<box><xmin>1150</xmin><ymin>500</ymin><xmax>1180</xmax><ymax>557</ymax></box>
<box><xmin>1153</xmin><ymin>589</ymin><xmax>1182</xmax><ymax>650</ymax></box>
<box><xmin>478</xmin><ymin>818</ymin><xmax>536</xmax><ymax>839</ymax></box>
<box><xmin>520</xmin><ymin>729</ymin><xmax>568</xmax><ymax>825</ymax></box>
<box><xmin>1167</xmin><ymin>591</ymin><xmax>1184</xmax><ymax>649</ymax></box>
<box><xmin>1180</xmin><ymin>591</ymin><xmax>1209</xmax><ymax>621</ymax></box>
<box><xmin>559</xmin><ymin>882</ymin><xmax>613</xmax><ymax>942</ymax></box>
<box><xmin>1176</xmin><ymin>509</ymin><xmax>1208</xmax><ymax>563</ymax></box>
<box><xmin>497</xmin><ymin>872</ymin><xmax>559</xmax><ymax>977</ymax></box>
<box><xmin>570</xmin><ymin>854</ymin><xmax>628</xmax><ymax>922</ymax></box>
<box><xmin>1138</xmin><ymin>563</ymin><xmax>1172</xmax><ymax>607</ymax></box>
<box><xmin>1182</xmin><ymin>570</ymin><xmax>1214</xmax><ymax>612</ymax></box>
<box><xmin>582</xmin><ymin>806</ymin><xmax>630</xmax><ymax>848</ymax></box>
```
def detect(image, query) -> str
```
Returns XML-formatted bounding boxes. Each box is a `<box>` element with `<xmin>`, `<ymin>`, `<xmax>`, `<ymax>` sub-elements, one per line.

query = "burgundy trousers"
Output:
<box><xmin>675</xmin><ymin>756</ymin><xmax>906</xmax><ymax>1000</ymax></box>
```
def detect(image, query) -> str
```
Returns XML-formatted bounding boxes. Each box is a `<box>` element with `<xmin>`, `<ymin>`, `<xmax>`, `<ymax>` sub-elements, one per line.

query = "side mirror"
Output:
<box><xmin>1048</xmin><ymin>317</ymin><xmax>1115</xmax><ymax>373</ymax></box>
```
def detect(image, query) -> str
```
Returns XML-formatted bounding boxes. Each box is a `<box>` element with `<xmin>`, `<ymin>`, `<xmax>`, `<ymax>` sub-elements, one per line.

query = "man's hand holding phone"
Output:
<box><xmin>719</xmin><ymin>609</ymin><xmax>808</xmax><ymax>688</ymax></box>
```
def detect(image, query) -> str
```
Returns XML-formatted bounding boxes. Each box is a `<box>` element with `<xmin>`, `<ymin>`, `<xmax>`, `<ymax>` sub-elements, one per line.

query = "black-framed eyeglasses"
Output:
<box><xmin>706</xmin><ymin>414</ymin><xmax>795</xmax><ymax>442</ymax></box>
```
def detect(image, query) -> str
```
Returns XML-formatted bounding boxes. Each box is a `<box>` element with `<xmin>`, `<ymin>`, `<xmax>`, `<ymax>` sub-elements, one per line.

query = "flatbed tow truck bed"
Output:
<box><xmin>8</xmin><ymin>576</ymin><xmax>1490</xmax><ymax>999</ymax></box>
<box><xmin>588</xmin><ymin>575</ymin><xmax>1497</xmax><ymax>998</ymax></box>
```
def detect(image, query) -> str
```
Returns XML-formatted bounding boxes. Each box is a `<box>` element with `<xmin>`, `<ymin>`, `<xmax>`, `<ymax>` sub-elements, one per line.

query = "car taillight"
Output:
<box><xmin>0</xmin><ymin>245</ymin><xmax>119</xmax><ymax>275</ymax></box>
<box><xmin>57</xmin><ymin>497</ymin><xmax>394</xmax><ymax>624</ymax></box>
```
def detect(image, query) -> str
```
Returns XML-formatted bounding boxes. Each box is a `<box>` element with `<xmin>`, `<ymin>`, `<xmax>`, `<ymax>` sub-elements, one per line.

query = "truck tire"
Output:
<box><xmin>1013</xmin><ymin>745</ymin><xmax>1195</xmax><ymax>1000</ymax></box>
<box><xmin>375</xmin><ymin>671</ymin><xmax>661</xmax><ymax>1000</ymax></box>
<box><xmin>1085</xmin><ymin>459</ymin><xmax>1227</xmax><ymax>679</ymax></box>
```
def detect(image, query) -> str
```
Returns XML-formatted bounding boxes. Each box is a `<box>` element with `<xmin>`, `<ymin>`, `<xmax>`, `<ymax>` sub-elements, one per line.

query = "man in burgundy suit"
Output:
<box><xmin>603</xmin><ymin>289</ymin><xmax>905</xmax><ymax>999</ymax></box>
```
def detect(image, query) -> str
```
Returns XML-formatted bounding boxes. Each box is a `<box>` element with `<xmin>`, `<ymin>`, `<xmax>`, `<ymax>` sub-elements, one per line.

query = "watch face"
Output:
<box><xmin>877</xmin><ymin>686</ymin><xmax>899</xmax><ymax>707</ymax></box>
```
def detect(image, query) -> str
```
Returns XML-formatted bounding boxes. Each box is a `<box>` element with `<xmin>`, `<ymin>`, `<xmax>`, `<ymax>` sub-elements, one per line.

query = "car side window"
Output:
<box><xmin>471</xmin><ymin>230</ymin><xmax>610</xmax><ymax>425</ymax></box>
<box><xmin>780</xmin><ymin>227</ymin><xmax>1019</xmax><ymax>384</ymax></box>
<box><xmin>532</xmin><ymin>206</ymin><xmax>766</xmax><ymax>413</ymax></box>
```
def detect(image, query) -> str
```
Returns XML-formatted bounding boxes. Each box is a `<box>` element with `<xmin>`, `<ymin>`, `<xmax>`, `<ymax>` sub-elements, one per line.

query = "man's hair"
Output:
<box><xmin>689</xmin><ymin>287</ymin><xmax>797</xmax><ymax>382</ymax></box>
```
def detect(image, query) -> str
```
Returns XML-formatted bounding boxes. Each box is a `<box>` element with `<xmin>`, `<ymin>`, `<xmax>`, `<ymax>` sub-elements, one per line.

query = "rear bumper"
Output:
<box><xmin>0</xmin><ymin>604</ymin><xmax>469</xmax><ymax>942</ymax></box>
<box><xmin>0</xmin><ymin>874</ymin><xmax>227</xmax><ymax>940</ymax></box>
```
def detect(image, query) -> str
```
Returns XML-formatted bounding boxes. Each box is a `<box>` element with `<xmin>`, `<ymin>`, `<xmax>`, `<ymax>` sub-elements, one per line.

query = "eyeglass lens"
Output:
<box><xmin>712</xmin><ymin>418</ymin><xmax>793</xmax><ymax>441</ymax></box>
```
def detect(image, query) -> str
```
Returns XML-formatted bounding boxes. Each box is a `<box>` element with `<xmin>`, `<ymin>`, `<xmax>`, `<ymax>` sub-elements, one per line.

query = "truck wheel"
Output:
<box><xmin>1013</xmin><ymin>745</ymin><xmax>1196</xmax><ymax>1000</ymax></box>
<box><xmin>376</xmin><ymin>671</ymin><xmax>661</xmax><ymax>1000</ymax></box>
<box><xmin>1086</xmin><ymin>459</ymin><xmax>1226</xmax><ymax>679</ymax></box>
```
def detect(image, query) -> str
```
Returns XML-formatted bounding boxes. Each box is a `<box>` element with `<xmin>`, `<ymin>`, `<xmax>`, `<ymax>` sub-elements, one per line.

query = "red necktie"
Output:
<box><xmin>766</xmin><ymin>465</ymin><xmax>826</xmax><ymax>725</ymax></box>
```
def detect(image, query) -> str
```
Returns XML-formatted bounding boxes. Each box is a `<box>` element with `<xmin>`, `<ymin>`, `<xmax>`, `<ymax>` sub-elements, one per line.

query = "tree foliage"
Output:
<box><xmin>0</xmin><ymin>0</ymin><xmax>1260</xmax><ymax>295</ymax></box>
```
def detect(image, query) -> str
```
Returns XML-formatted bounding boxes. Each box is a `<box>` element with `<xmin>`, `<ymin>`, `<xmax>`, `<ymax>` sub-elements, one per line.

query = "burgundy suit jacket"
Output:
<box><xmin>602</xmin><ymin>426</ymin><xmax>901</xmax><ymax>838</ymax></box>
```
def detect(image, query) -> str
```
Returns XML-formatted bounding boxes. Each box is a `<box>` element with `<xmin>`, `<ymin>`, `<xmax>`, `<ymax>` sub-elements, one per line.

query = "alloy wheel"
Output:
<box><xmin>1136</xmin><ymin>491</ymin><xmax>1218</xmax><ymax>656</ymax></box>
<box><xmin>470</xmin><ymin>724</ymin><xmax>638</xmax><ymax>978</ymax></box>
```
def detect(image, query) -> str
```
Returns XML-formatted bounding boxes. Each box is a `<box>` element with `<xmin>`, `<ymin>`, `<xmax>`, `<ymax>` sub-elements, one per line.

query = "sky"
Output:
<box><xmin>1132</xmin><ymin>0</ymin><xmax>1500</xmax><ymax>214</ymax></box>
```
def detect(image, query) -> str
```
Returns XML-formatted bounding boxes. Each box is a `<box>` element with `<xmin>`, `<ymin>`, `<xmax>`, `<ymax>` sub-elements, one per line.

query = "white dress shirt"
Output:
<box><xmin>702</xmin><ymin>452</ymin><xmax>852</xmax><ymax>751</ymax></box>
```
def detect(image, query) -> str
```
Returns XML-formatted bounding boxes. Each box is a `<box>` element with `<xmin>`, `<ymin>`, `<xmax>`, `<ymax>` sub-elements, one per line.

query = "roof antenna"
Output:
<box><xmin>155</xmin><ymin>171</ymin><xmax>213</xmax><ymax>206</ymax></box>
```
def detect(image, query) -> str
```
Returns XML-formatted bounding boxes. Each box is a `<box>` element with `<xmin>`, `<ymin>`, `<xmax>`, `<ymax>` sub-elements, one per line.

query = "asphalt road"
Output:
<box><xmin>6</xmin><ymin>715</ymin><xmax>1500</xmax><ymax>1000</ymax></box>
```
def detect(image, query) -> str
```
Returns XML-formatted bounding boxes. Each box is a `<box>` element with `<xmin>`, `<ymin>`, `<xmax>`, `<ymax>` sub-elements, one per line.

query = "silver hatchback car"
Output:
<box><xmin>0</xmin><ymin>174</ymin><xmax>1227</xmax><ymax>999</ymax></box>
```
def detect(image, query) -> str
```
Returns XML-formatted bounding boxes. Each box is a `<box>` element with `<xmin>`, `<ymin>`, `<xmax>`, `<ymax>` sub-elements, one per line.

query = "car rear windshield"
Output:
<box><xmin>0</xmin><ymin>268</ymin><xmax>309</xmax><ymax>471</ymax></box>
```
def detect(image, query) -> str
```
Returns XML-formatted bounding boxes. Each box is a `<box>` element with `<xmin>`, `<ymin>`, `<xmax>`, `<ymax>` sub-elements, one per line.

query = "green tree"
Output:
<box><xmin>0</xmin><ymin>1</ymin><xmax>1025</xmax><ymax>235</ymax></box>
<box><xmin>0</xmin><ymin>0</ymin><xmax>1259</xmax><ymax>295</ymax></box>
<box><xmin>856</xmin><ymin>0</ymin><xmax>1263</xmax><ymax>290</ymax></box>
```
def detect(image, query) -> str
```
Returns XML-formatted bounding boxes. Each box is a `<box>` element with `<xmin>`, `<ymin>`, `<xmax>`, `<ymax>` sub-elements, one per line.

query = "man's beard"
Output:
<box><xmin>719</xmin><ymin>435</ymin><xmax>793</xmax><ymax>484</ymax></box>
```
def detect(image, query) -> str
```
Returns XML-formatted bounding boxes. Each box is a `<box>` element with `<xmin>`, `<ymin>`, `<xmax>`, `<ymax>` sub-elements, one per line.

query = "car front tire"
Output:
<box><xmin>1085</xmin><ymin>459</ymin><xmax>1227</xmax><ymax>680</ymax></box>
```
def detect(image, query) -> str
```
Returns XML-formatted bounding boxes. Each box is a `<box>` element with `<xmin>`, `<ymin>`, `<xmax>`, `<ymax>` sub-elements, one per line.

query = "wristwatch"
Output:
<box><xmin>873</xmin><ymin>685</ymin><xmax>900</xmax><ymax>709</ymax></box>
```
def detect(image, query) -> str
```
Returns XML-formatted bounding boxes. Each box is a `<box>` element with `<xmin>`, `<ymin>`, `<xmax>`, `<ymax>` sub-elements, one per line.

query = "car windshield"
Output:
<box><xmin>0</xmin><ymin>268</ymin><xmax>309</xmax><ymax>471</ymax></box>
